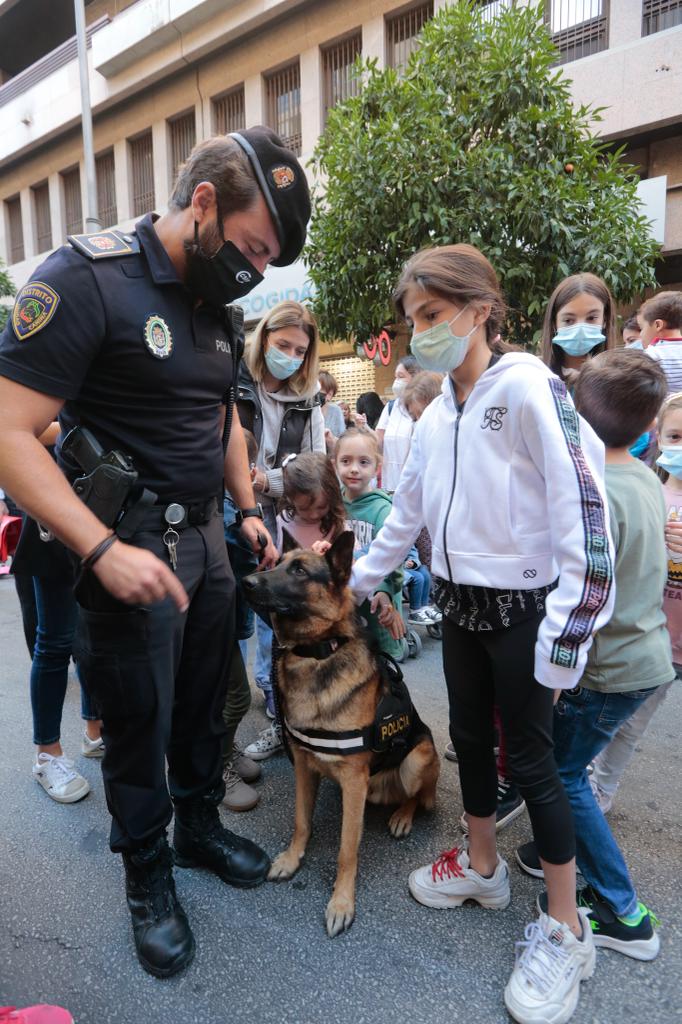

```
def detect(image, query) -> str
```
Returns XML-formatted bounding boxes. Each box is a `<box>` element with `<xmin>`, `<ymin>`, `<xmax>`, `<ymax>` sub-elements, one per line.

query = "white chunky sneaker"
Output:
<box><xmin>32</xmin><ymin>753</ymin><xmax>90</xmax><ymax>804</ymax></box>
<box><xmin>408</xmin><ymin>846</ymin><xmax>510</xmax><ymax>910</ymax></box>
<box><xmin>243</xmin><ymin>724</ymin><xmax>283</xmax><ymax>761</ymax></box>
<box><xmin>504</xmin><ymin>910</ymin><xmax>595</xmax><ymax>1024</ymax></box>
<box><xmin>81</xmin><ymin>732</ymin><xmax>105</xmax><ymax>758</ymax></box>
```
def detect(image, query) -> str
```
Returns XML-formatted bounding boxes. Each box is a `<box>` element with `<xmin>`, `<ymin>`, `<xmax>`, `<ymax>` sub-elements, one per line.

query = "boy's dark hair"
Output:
<box><xmin>623</xmin><ymin>314</ymin><xmax>640</xmax><ymax>333</ymax></box>
<box><xmin>639</xmin><ymin>291</ymin><xmax>682</xmax><ymax>331</ymax></box>
<box><xmin>355</xmin><ymin>391</ymin><xmax>385</xmax><ymax>429</ymax></box>
<box><xmin>574</xmin><ymin>349</ymin><xmax>667</xmax><ymax>449</ymax></box>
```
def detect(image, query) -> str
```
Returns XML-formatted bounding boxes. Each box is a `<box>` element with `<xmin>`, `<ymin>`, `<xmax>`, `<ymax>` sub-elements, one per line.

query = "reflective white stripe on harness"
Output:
<box><xmin>284</xmin><ymin>719</ymin><xmax>367</xmax><ymax>754</ymax></box>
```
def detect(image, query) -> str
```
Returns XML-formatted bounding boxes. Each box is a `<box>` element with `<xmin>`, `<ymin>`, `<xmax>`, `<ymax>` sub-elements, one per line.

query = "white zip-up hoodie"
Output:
<box><xmin>351</xmin><ymin>352</ymin><xmax>615</xmax><ymax>689</ymax></box>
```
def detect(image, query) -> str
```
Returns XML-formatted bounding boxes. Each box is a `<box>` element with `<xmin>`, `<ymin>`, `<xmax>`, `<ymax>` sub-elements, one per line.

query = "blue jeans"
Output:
<box><xmin>254</xmin><ymin>615</ymin><xmax>273</xmax><ymax>696</ymax></box>
<box><xmin>553</xmin><ymin>684</ymin><xmax>658</xmax><ymax>916</ymax></box>
<box><xmin>223</xmin><ymin>496</ymin><xmax>257</xmax><ymax>641</ymax></box>
<box><xmin>405</xmin><ymin>565</ymin><xmax>431</xmax><ymax>610</ymax></box>
<box><xmin>31</xmin><ymin>577</ymin><xmax>98</xmax><ymax>746</ymax></box>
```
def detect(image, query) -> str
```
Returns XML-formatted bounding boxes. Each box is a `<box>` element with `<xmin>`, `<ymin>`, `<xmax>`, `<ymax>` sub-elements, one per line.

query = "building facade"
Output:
<box><xmin>0</xmin><ymin>0</ymin><xmax>680</xmax><ymax>401</ymax></box>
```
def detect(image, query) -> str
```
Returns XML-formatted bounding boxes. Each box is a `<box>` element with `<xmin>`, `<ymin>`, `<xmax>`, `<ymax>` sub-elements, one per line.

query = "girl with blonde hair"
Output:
<box><xmin>236</xmin><ymin>300</ymin><xmax>325</xmax><ymax>745</ymax></box>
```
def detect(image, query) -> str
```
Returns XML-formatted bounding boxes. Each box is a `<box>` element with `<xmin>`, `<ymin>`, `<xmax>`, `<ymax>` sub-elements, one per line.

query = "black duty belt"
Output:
<box><xmin>132</xmin><ymin>497</ymin><xmax>219</xmax><ymax>533</ymax></box>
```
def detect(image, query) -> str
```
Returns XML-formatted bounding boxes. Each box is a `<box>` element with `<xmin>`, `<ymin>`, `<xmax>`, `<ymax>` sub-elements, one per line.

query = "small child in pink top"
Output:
<box><xmin>277</xmin><ymin>451</ymin><xmax>348</xmax><ymax>552</ymax></box>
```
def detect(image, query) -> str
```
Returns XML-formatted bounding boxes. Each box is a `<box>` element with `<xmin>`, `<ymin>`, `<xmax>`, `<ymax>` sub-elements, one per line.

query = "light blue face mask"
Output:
<box><xmin>411</xmin><ymin>305</ymin><xmax>476</xmax><ymax>374</ymax></box>
<box><xmin>265</xmin><ymin>344</ymin><xmax>304</xmax><ymax>381</ymax></box>
<box><xmin>626</xmin><ymin>339</ymin><xmax>644</xmax><ymax>350</ymax></box>
<box><xmin>552</xmin><ymin>323</ymin><xmax>605</xmax><ymax>357</ymax></box>
<box><xmin>656</xmin><ymin>447</ymin><xmax>682</xmax><ymax>480</ymax></box>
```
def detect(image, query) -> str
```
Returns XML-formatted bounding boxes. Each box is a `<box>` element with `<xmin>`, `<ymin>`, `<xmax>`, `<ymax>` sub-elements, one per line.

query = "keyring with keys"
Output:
<box><xmin>162</xmin><ymin>504</ymin><xmax>185</xmax><ymax>571</ymax></box>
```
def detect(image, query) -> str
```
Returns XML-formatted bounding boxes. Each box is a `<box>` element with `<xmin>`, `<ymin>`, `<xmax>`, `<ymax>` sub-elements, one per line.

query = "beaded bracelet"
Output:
<box><xmin>81</xmin><ymin>532</ymin><xmax>117</xmax><ymax>571</ymax></box>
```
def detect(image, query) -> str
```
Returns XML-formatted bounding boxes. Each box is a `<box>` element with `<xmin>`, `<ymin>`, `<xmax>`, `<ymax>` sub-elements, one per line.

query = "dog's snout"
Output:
<box><xmin>242</xmin><ymin>574</ymin><xmax>258</xmax><ymax>593</ymax></box>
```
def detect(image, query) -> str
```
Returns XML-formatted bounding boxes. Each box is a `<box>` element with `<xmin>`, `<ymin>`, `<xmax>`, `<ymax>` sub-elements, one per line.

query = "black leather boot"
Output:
<box><xmin>173</xmin><ymin>790</ymin><xmax>270</xmax><ymax>887</ymax></box>
<box><xmin>123</xmin><ymin>835</ymin><xmax>195</xmax><ymax>978</ymax></box>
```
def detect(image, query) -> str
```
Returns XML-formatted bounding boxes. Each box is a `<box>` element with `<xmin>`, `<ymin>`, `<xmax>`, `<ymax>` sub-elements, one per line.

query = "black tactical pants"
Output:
<box><xmin>74</xmin><ymin>514</ymin><xmax>235</xmax><ymax>852</ymax></box>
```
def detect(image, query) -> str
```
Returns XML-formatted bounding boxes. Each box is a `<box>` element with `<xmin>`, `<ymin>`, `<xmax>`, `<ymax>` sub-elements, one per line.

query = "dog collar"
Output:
<box><xmin>290</xmin><ymin>636</ymin><xmax>350</xmax><ymax>660</ymax></box>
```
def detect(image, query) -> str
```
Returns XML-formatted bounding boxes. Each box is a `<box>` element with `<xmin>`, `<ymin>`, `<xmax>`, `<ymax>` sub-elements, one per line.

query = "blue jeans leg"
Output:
<box><xmin>552</xmin><ymin>685</ymin><xmax>657</xmax><ymax>917</ymax></box>
<box><xmin>31</xmin><ymin>577</ymin><xmax>83</xmax><ymax>745</ymax></box>
<box><xmin>406</xmin><ymin>566</ymin><xmax>431</xmax><ymax>610</ymax></box>
<box><xmin>254</xmin><ymin>615</ymin><xmax>273</xmax><ymax>696</ymax></box>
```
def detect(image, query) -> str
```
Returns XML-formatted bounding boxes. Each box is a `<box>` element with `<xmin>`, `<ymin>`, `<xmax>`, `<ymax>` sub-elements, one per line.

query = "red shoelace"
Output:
<box><xmin>431</xmin><ymin>847</ymin><xmax>466</xmax><ymax>882</ymax></box>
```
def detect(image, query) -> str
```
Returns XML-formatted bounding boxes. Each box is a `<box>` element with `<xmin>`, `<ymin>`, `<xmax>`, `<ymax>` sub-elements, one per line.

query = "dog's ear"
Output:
<box><xmin>325</xmin><ymin>530</ymin><xmax>356</xmax><ymax>586</ymax></box>
<box><xmin>281</xmin><ymin>527</ymin><xmax>301</xmax><ymax>554</ymax></box>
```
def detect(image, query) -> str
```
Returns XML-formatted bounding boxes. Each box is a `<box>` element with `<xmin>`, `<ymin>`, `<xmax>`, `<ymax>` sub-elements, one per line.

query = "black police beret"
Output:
<box><xmin>229</xmin><ymin>126</ymin><xmax>311</xmax><ymax>267</ymax></box>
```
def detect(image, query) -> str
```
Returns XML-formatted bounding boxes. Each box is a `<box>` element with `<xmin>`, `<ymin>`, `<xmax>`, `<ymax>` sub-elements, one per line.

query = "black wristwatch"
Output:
<box><xmin>235</xmin><ymin>503</ymin><xmax>264</xmax><ymax>527</ymax></box>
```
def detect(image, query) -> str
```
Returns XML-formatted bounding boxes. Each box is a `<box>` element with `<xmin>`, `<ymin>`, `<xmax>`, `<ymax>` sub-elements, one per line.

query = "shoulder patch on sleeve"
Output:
<box><xmin>68</xmin><ymin>229</ymin><xmax>140</xmax><ymax>260</ymax></box>
<box><xmin>12</xmin><ymin>282</ymin><xmax>60</xmax><ymax>340</ymax></box>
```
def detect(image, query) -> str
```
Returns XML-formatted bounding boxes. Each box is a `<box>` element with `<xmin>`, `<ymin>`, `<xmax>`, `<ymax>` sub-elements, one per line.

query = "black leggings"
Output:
<box><xmin>443</xmin><ymin>613</ymin><xmax>575</xmax><ymax>865</ymax></box>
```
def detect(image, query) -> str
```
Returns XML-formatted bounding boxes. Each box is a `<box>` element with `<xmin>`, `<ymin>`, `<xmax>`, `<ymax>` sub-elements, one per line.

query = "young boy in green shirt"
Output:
<box><xmin>517</xmin><ymin>348</ymin><xmax>672</xmax><ymax>960</ymax></box>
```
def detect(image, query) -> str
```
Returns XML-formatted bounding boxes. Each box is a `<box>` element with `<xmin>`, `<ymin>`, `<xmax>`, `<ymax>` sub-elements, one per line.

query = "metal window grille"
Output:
<box><xmin>643</xmin><ymin>0</ymin><xmax>682</xmax><ymax>34</ymax></box>
<box><xmin>62</xmin><ymin>167</ymin><xmax>82</xmax><ymax>237</ymax></box>
<box><xmin>96</xmin><ymin>150</ymin><xmax>117</xmax><ymax>228</ymax></box>
<box><xmin>265</xmin><ymin>62</ymin><xmax>302</xmax><ymax>156</ymax></box>
<box><xmin>129</xmin><ymin>131</ymin><xmax>155</xmax><ymax>217</ymax></box>
<box><xmin>169</xmin><ymin>111</ymin><xmax>196</xmax><ymax>181</ymax></box>
<box><xmin>213</xmin><ymin>87</ymin><xmax>245</xmax><ymax>135</ymax></box>
<box><xmin>478</xmin><ymin>0</ymin><xmax>511</xmax><ymax>22</ymax></box>
<box><xmin>386</xmin><ymin>2</ymin><xmax>433</xmax><ymax>70</ymax></box>
<box><xmin>545</xmin><ymin>0</ymin><xmax>609</xmax><ymax>63</ymax></box>
<box><xmin>322</xmin><ymin>33</ymin><xmax>362</xmax><ymax>118</ymax></box>
<box><xmin>320</xmin><ymin>356</ymin><xmax>376</xmax><ymax>409</ymax></box>
<box><xmin>6</xmin><ymin>196</ymin><xmax>24</xmax><ymax>264</ymax></box>
<box><xmin>32</xmin><ymin>182</ymin><xmax>52</xmax><ymax>253</ymax></box>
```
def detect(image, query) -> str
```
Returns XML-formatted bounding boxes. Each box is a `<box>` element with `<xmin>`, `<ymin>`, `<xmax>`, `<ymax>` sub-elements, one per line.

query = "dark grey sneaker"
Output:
<box><xmin>461</xmin><ymin>778</ymin><xmax>526</xmax><ymax>834</ymax></box>
<box><xmin>536</xmin><ymin>886</ymin><xmax>660</xmax><ymax>961</ymax></box>
<box><xmin>515</xmin><ymin>840</ymin><xmax>544</xmax><ymax>879</ymax></box>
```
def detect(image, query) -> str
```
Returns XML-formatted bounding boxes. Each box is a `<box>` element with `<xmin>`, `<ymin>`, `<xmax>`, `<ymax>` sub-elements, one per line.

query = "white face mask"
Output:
<box><xmin>392</xmin><ymin>378</ymin><xmax>406</xmax><ymax>395</ymax></box>
<box><xmin>410</xmin><ymin>305</ymin><xmax>476</xmax><ymax>373</ymax></box>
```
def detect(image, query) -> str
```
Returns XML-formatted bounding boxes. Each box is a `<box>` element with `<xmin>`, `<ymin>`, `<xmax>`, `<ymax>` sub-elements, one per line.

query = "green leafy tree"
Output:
<box><xmin>307</xmin><ymin>1</ymin><xmax>659</xmax><ymax>344</ymax></box>
<box><xmin>0</xmin><ymin>256</ymin><xmax>15</xmax><ymax>332</ymax></box>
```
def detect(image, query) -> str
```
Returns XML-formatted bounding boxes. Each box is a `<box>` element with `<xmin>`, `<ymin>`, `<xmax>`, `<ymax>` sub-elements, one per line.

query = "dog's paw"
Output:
<box><xmin>388</xmin><ymin>808</ymin><xmax>414</xmax><ymax>838</ymax></box>
<box><xmin>325</xmin><ymin>894</ymin><xmax>355</xmax><ymax>938</ymax></box>
<box><xmin>268</xmin><ymin>850</ymin><xmax>301</xmax><ymax>881</ymax></box>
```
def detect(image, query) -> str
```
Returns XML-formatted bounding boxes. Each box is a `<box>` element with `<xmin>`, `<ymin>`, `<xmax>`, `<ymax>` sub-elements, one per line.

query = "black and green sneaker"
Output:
<box><xmin>536</xmin><ymin>886</ymin><xmax>660</xmax><ymax>961</ymax></box>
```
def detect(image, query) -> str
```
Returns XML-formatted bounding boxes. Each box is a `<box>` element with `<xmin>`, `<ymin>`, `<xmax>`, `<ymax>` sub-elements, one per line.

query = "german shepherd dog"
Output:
<box><xmin>242</xmin><ymin>531</ymin><xmax>440</xmax><ymax>937</ymax></box>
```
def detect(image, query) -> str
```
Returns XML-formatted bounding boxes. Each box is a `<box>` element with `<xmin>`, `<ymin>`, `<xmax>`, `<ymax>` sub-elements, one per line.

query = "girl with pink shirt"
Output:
<box><xmin>276</xmin><ymin>451</ymin><xmax>347</xmax><ymax>551</ymax></box>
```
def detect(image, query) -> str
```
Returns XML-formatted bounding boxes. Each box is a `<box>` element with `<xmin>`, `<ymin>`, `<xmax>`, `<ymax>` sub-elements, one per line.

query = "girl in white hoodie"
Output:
<box><xmin>351</xmin><ymin>245</ymin><xmax>614</xmax><ymax>1024</ymax></box>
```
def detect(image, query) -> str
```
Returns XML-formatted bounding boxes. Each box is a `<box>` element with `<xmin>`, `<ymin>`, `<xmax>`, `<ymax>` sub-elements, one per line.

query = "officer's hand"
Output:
<box><xmin>93</xmin><ymin>540</ymin><xmax>189</xmax><ymax>611</ymax></box>
<box><xmin>241</xmin><ymin>518</ymin><xmax>278</xmax><ymax>569</ymax></box>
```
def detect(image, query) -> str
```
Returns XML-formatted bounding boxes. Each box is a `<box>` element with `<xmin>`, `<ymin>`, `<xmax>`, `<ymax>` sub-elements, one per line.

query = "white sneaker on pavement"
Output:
<box><xmin>504</xmin><ymin>909</ymin><xmax>595</xmax><ymax>1024</ymax></box>
<box><xmin>32</xmin><ymin>753</ymin><xmax>90</xmax><ymax>804</ymax></box>
<box><xmin>425</xmin><ymin>605</ymin><xmax>443</xmax><ymax>622</ymax></box>
<box><xmin>243</xmin><ymin>724</ymin><xmax>283</xmax><ymax>761</ymax></box>
<box><xmin>407</xmin><ymin>608</ymin><xmax>434</xmax><ymax>626</ymax></box>
<box><xmin>408</xmin><ymin>846</ymin><xmax>510</xmax><ymax>910</ymax></box>
<box><xmin>81</xmin><ymin>732</ymin><xmax>105</xmax><ymax>758</ymax></box>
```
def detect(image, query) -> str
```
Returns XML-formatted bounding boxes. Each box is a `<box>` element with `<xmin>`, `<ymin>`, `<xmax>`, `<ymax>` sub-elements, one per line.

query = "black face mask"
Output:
<box><xmin>184</xmin><ymin>218</ymin><xmax>264</xmax><ymax>310</ymax></box>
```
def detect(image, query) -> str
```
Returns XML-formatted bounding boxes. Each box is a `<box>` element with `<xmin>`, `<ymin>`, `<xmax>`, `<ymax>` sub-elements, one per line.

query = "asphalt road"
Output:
<box><xmin>1</xmin><ymin>577</ymin><xmax>680</xmax><ymax>1024</ymax></box>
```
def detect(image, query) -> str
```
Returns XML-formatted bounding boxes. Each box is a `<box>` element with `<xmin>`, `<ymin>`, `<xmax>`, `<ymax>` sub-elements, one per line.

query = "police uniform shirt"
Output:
<box><xmin>0</xmin><ymin>215</ymin><xmax>233</xmax><ymax>503</ymax></box>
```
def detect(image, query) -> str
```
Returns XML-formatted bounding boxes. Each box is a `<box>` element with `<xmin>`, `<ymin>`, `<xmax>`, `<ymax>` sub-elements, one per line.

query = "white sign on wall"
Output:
<box><xmin>237</xmin><ymin>260</ymin><xmax>314</xmax><ymax>320</ymax></box>
<box><xmin>636</xmin><ymin>176</ymin><xmax>667</xmax><ymax>245</ymax></box>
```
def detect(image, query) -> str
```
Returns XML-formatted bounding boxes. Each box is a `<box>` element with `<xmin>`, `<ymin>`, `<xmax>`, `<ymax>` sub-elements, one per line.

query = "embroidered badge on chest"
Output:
<box><xmin>143</xmin><ymin>315</ymin><xmax>173</xmax><ymax>359</ymax></box>
<box><xmin>12</xmin><ymin>282</ymin><xmax>60</xmax><ymax>340</ymax></box>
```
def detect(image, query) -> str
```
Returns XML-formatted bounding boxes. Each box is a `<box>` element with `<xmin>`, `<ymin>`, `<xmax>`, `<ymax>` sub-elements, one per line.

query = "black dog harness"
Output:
<box><xmin>276</xmin><ymin>643</ymin><xmax>419</xmax><ymax>771</ymax></box>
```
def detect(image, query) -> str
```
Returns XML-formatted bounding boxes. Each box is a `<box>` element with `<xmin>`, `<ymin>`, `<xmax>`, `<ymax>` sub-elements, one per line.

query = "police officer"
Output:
<box><xmin>0</xmin><ymin>127</ymin><xmax>310</xmax><ymax>978</ymax></box>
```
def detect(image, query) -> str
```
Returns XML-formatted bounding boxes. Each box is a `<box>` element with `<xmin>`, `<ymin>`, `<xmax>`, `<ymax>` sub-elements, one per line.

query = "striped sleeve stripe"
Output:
<box><xmin>548</xmin><ymin>378</ymin><xmax>613</xmax><ymax>669</ymax></box>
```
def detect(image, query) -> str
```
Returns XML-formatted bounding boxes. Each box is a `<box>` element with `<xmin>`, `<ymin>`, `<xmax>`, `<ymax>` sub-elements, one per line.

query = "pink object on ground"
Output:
<box><xmin>0</xmin><ymin>1008</ymin><xmax>73</xmax><ymax>1024</ymax></box>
